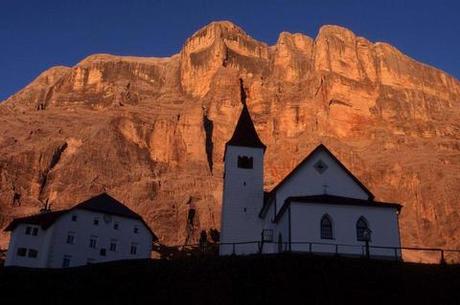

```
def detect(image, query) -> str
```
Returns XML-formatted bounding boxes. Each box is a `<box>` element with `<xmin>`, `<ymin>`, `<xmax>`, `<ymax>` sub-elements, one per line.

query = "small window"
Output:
<box><xmin>130</xmin><ymin>243</ymin><xmax>137</xmax><ymax>255</ymax></box>
<box><xmin>314</xmin><ymin>159</ymin><xmax>328</xmax><ymax>174</ymax></box>
<box><xmin>28</xmin><ymin>249</ymin><xmax>38</xmax><ymax>258</ymax></box>
<box><xmin>356</xmin><ymin>217</ymin><xmax>370</xmax><ymax>241</ymax></box>
<box><xmin>237</xmin><ymin>156</ymin><xmax>253</xmax><ymax>169</ymax></box>
<box><xmin>62</xmin><ymin>255</ymin><xmax>72</xmax><ymax>268</ymax></box>
<box><xmin>113</xmin><ymin>223</ymin><xmax>119</xmax><ymax>230</ymax></box>
<box><xmin>320</xmin><ymin>214</ymin><xmax>334</xmax><ymax>240</ymax></box>
<box><xmin>66</xmin><ymin>232</ymin><xmax>75</xmax><ymax>245</ymax></box>
<box><xmin>25</xmin><ymin>226</ymin><xmax>32</xmax><ymax>235</ymax></box>
<box><xmin>31</xmin><ymin>227</ymin><xmax>38</xmax><ymax>236</ymax></box>
<box><xmin>89</xmin><ymin>236</ymin><xmax>97</xmax><ymax>249</ymax></box>
<box><xmin>93</xmin><ymin>218</ymin><xmax>99</xmax><ymax>226</ymax></box>
<box><xmin>134</xmin><ymin>226</ymin><xmax>139</xmax><ymax>234</ymax></box>
<box><xmin>110</xmin><ymin>240</ymin><xmax>117</xmax><ymax>252</ymax></box>
<box><xmin>100</xmin><ymin>248</ymin><xmax>106</xmax><ymax>256</ymax></box>
<box><xmin>17</xmin><ymin>248</ymin><xmax>27</xmax><ymax>257</ymax></box>
<box><xmin>262</xmin><ymin>229</ymin><xmax>273</xmax><ymax>242</ymax></box>
<box><xmin>71</xmin><ymin>215</ymin><xmax>78</xmax><ymax>222</ymax></box>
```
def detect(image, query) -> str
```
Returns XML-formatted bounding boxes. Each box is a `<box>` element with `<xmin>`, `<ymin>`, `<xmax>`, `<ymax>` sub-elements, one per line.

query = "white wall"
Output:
<box><xmin>5</xmin><ymin>209</ymin><xmax>153</xmax><ymax>268</ymax></box>
<box><xmin>220</xmin><ymin>145</ymin><xmax>265</xmax><ymax>255</ymax></box>
<box><xmin>288</xmin><ymin>202</ymin><xmax>401</xmax><ymax>258</ymax></box>
<box><xmin>274</xmin><ymin>150</ymin><xmax>370</xmax><ymax>215</ymax></box>
<box><xmin>5</xmin><ymin>223</ymin><xmax>54</xmax><ymax>268</ymax></box>
<box><xmin>47</xmin><ymin>209</ymin><xmax>153</xmax><ymax>268</ymax></box>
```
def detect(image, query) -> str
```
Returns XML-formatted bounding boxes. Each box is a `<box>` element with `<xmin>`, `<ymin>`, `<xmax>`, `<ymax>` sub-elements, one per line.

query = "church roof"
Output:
<box><xmin>226</xmin><ymin>79</ymin><xmax>266</xmax><ymax>150</ymax></box>
<box><xmin>259</xmin><ymin>144</ymin><xmax>376</xmax><ymax>218</ymax></box>
<box><xmin>274</xmin><ymin>194</ymin><xmax>402</xmax><ymax>223</ymax></box>
<box><xmin>226</xmin><ymin>104</ymin><xmax>266</xmax><ymax>150</ymax></box>
<box><xmin>4</xmin><ymin>193</ymin><xmax>158</xmax><ymax>240</ymax></box>
<box><xmin>269</xmin><ymin>144</ymin><xmax>374</xmax><ymax>200</ymax></box>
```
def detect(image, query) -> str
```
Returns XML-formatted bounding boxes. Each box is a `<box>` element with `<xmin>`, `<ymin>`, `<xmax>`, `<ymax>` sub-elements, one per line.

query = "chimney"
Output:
<box><xmin>40</xmin><ymin>199</ymin><xmax>52</xmax><ymax>214</ymax></box>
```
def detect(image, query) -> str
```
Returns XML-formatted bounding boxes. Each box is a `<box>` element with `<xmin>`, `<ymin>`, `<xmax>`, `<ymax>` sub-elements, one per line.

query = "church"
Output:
<box><xmin>219</xmin><ymin>86</ymin><xmax>402</xmax><ymax>259</ymax></box>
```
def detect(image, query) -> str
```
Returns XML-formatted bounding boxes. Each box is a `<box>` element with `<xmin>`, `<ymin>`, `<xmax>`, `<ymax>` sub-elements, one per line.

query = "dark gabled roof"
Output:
<box><xmin>74</xmin><ymin>193</ymin><xmax>142</xmax><ymax>220</ymax></box>
<box><xmin>4</xmin><ymin>210</ymin><xmax>68</xmax><ymax>231</ymax></box>
<box><xmin>274</xmin><ymin>194</ymin><xmax>402</xmax><ymax>223</ymax></box>
<box><xmin>270</xmin><ymin>144</ymin><xmax>374</xmax><ymax>199</ymax></box>
<box><xmin>226</xmin><ymin>103</ymin><xmax>266</xmax><ymax>150</ymax></box>
<box><xmin>4</xmin><ymin>193</ymin><xmax>158</xmax><ymax>241</ymax></box>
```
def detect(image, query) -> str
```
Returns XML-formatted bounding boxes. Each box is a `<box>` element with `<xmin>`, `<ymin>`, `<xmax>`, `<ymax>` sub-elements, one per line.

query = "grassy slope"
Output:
<box><xmin>0</xmin><ymin>254</ymin><xmax>459</xmax><ymax>305</ymax></box>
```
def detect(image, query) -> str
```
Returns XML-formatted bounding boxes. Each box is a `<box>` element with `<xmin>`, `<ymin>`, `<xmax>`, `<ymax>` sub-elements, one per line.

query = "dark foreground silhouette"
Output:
<box><xmin>0</xmin><ymin>254</ymin><xmax>459</xmax><ymax>305</ymax></box>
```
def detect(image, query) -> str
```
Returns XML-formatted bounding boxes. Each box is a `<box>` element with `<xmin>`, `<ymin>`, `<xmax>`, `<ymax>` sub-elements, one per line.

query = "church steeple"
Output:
<box><xmin>226</xmin><ymin>79</ymin><xmax>266</xmax><ymax>151</ymax></box>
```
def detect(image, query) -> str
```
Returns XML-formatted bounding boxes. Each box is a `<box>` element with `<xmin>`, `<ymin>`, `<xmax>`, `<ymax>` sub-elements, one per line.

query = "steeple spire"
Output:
<box><xmin>226</xmin><ymin>79</ymin><xmax>266</xmax><ymax>151</ymax></box>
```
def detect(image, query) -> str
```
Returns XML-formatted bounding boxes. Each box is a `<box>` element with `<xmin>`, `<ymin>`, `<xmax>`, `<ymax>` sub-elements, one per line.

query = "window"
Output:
<box><xmin>320</xmin><ymin>214</ymin><xmax>334</xmax><ymax>240</ymax></box>
<box><xmin>62</xmin><ymin>255</ymin><xmax>72</xmax><ymax>268</ymax></box>
<box><xmin>93</xmin><ymin>218</ymin><xmax>99</xmax><ymax>226</ymax></box>
<box><xmin>314</xmin><ymin>159</ymin><xmax>328</xmax><ymax>174</ymax></box>
<box><xmin>237</xmin><ymin>156</ymin><xmax>253</xmax><ymax>169</ymax></box>
<box><xmin>110</xmin><ymin>240</ymin><xmax>117</xmax><ymax>252</ymax></box>
<box><xmin>28</xmin><ymin>249</ymin><xmax>38</xmax><ymax>258</ymax></box>
<box><xmin>17</xmin><ymin>248</ymin><xmax>27</xmax><ymax>257</ymax></box>
<box><xmin>66</xmin><ymin>232</ymin><xmax>75</xmax><ymax>245</ymax></box>
<box><xmin>130</xmin><ymin>243</ymin><xmax>137</xmax><ymax>255</ymax></box>
<box><xmin>262</xmin><ymin>229</ymin><xmax>273</xmax><ymax>242</ymax></box>
<box><xmin>134</xmin><ymin>226</ymin><xmax>139</xmax><ymax>234</ymax></box>
<box><xmin>25</xmin><ymin>226</ymin><xmax>38</xmax><ymax>236</ymax></box>
<box><xmin>356</xmin><ymin>217</ymin><xmax>370</xmax><ymax>241</ymax></box>
<box><xmin>89</xmin><ymin>236</ymin><xmax>97</xmax><ymax>249</ymax></box>
<box><xmin>113</xmin><ymin>223</ymin><xmax>119</xmax><ymax>230</ymax></box>
<box><xmin>100</xmin><ymin>248</ymin><xmax>106</xmax><ymax>256</ymax></box>
<box><xmin>71</xmin><ymin>215</ymin><xmax>78</xmax><ymax>222</ymax></box>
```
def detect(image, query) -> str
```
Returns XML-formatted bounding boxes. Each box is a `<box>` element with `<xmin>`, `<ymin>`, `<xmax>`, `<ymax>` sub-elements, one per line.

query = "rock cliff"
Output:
<box><xmin>1</xmin><ymin>21</ymin><xmax>459</xmax><ymax>262</ymax></box>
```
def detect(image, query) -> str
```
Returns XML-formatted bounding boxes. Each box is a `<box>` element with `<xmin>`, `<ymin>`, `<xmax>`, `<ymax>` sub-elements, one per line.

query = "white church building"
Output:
<box><xmin>220</xmin><ymin>90</ymin><xmax>402</xmax><ymax>259</ymax></box>
<box><xmin>4</xmin><ymin>193</ymin><xmax>157</xmax><ymax>268</ymax></box>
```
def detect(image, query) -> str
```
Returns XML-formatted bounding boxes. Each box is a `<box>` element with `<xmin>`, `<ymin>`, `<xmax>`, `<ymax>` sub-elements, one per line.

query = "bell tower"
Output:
<box><xmin>220</xmin><ymin>79</ymin><xmax>266</xmax><ymax>255</ymax></box>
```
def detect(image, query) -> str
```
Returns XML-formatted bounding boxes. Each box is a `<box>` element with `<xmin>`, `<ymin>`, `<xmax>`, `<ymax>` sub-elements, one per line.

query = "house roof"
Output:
<box><xmin>73</xmin><ymin>193</ymin><xmax>144</xmax><ymax>220</ymax></box>
<box><xmin>274</xmin><ymin>194</ymin><xmax>402</xmax><ymax>223</ymax></box>
<box><xmin>226</xmin><ymin>79</ymin><xmax>266</xmax><ymax>151</ymax></box>
<box><xmin>4</xmin><ymin>193</ymin><xmax>158</xmax><ymax>241</ymax></box>
<box><xmin>4</xmin><ymin>210</ymin><xmax>68</xmax><ymax>231</ymax></box>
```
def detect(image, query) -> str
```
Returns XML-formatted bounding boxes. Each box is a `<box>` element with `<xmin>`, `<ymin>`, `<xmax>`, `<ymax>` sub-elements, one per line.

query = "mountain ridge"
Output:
<box><xmin>1</xmin><ymin>21</ymin><xmax>459</xmax><ymax>262</ymax></box>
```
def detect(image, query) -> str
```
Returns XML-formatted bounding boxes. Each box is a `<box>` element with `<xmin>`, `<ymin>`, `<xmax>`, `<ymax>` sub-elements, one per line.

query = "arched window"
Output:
<box><xmin>356</xmin><ymin>217</ymin><xmax>369</xmax><ymax>241</ymax></box>
<box><xmin>320</xmin><ymin>214</ymin><xmax>333</xmax><ymax>240</ymax></box>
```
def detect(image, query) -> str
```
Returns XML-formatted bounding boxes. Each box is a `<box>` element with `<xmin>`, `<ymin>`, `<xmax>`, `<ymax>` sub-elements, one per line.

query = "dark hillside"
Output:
<box><xmin>0</xmin><ymin>254</ymin><xmax>459</xmax><ymax>305</ymax></box>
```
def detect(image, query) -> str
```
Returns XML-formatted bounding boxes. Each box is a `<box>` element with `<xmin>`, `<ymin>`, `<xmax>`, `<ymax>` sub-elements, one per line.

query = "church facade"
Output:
<box><xmin>220</xmin><ymin>92</ymin><xmax>402</xmax><ymax>259</ymax></box>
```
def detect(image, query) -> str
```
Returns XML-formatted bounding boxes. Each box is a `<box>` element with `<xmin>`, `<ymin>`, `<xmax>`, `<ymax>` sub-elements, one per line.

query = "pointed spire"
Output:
<box><xmin>226</xmin><ymin>79</ymin><xmax>266</xmax><ymax>151</ymax></box>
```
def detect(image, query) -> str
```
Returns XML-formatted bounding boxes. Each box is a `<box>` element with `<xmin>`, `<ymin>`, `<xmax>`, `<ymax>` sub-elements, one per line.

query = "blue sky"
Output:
<box><xmin>1</xmin><ymin>0</ymin><xmax>459</xmax><ymax>100</ymax></box>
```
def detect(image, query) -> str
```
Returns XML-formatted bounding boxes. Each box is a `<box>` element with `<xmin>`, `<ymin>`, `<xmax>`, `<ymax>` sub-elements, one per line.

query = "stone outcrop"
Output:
<box><xmin>1</xmin><ymin>21</ymin><xmax>459</xmax><ymax>262</ymax></box>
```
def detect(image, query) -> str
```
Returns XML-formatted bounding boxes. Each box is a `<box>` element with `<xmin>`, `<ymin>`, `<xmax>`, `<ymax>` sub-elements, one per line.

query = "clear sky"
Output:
<box><xmin>1</xmin><ymin>0</ymin><xmax>459</xmax><ymax>101</ymax></box>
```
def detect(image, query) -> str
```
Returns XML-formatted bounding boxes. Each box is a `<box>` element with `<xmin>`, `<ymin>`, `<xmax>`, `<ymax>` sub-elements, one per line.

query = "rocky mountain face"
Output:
<box><xmin>1</xmin><ymin>21</ymin><xmax>459</xmax><ymax>262</ymax></box>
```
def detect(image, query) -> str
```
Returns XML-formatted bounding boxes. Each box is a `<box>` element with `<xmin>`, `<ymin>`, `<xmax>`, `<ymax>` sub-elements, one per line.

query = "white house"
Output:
<box><xmin>4</xmin><ymin>193</ymin><xmax>157</xmax><ymax>268</ymax></box>
<box><xmin>220</xmin><ymin>87</ymin><xmax>402</xmax><ymax>259</ymax></box>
